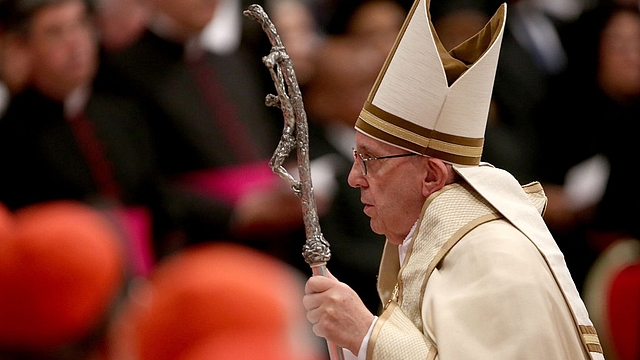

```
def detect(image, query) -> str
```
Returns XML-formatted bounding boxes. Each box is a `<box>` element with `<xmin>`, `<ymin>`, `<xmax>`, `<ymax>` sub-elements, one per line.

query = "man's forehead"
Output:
<box><xmin>355</xmin><ymin>130</ymin><xmax>406</xmax><ymax>153</ymax></box>
<box><xmin>31</xmin><ymin>0</ymin><xmax>86</xmax><ymax>24</ymax></box>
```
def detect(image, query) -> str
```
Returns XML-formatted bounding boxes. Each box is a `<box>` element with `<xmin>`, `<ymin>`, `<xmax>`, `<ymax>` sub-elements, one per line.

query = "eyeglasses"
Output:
<box><xmin>352</xmin><ymin>148</ymin><xmax>419</xmax><ymax>175</ymax></box>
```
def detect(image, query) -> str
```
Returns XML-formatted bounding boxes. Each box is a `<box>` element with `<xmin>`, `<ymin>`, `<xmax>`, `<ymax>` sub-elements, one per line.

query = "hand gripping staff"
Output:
<box><xmin>243</xmin><ymin>5</ymin><xmax>345</xmax><ymax>360</ymax></box>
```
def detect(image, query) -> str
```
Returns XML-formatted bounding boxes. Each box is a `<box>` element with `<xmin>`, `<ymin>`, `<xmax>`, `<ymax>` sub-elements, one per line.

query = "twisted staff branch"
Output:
<box><xmin>243</xmin><ymin>4</ymin><xmax>330</xmax><ymax>267</ymax></box>
<box><xmin>244</xmin><ymin>5</ymin><xmax>344</xmax><ymax>360</ymax></box>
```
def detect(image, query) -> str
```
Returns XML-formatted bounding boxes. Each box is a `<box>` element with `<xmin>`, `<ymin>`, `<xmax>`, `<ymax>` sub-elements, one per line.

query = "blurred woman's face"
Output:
<box><xmin>598</xmin><ymin>10</ymin><xmax>640</xmax><ymax>102</ymax></box>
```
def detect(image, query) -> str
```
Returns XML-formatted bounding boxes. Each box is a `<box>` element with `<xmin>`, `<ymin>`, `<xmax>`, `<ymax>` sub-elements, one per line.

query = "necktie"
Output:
<box><xmin>67</xmin><ymin>111</ymin><xmax>154</xmax><ymax>277</ymax></box>
<box><xmin>66</xmin><ymin>112</ymin><xmax>121</xmax><ymax>199</ymax></box>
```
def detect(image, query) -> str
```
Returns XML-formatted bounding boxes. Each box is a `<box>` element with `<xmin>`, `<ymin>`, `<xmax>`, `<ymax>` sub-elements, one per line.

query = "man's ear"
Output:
<box><xmin>421</xmin><ymin>158</ymin><xmax>449</xmax><ymax>197</ymax></box>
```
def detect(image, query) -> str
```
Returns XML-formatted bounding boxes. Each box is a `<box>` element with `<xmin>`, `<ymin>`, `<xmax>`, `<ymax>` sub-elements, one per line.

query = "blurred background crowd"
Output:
<box><xmin>0</xmin><ymin>0</ymin><xmax>639</xmax><ymax>359</ymax></box>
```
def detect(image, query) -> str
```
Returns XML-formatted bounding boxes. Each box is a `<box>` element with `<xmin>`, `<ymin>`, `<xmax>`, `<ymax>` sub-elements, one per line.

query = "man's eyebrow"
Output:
<box><xmin>358</xmin><ymin>145</ymin><xmax>374</xmax><ymax>155</ymax></box>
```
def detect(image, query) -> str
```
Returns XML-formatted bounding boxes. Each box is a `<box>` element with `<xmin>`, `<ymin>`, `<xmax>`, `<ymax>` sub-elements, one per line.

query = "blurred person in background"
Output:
<box><xmin>540</xmin><ymin>3</ymin><xmax>640</xmax><ymax>359</ymax></box>
<box><xmin>92</xmin><ymin>0</ymin><xmax>149</xmax><ymax>53</ymax></box>
<box><xmin>95</xmin><ymin>0</ymin><xmax>307</xmax><ymax>262</ymax></box>
<box><xmin>536</xmin><ymin>2</ymin><xmax>640</xmax><ymax>292</ymax></box>
<box><xmin>0</xmin><ymin>0</ymin><xmax>166</xmax><ymax>276</ymax></box>
<box><xmin>0</xmin><ymin>0</ymin><xmax>297</xmax><ymax>279</ymax></box>
<box><xmin>266</xmin><ymin>0</ymin><xmax>322</xmax><ymax>88</ymax></box>
<box><xmin>0</xmin><ymin>17</ymin><xmax>30</xmax><ymax>112</ymax></box>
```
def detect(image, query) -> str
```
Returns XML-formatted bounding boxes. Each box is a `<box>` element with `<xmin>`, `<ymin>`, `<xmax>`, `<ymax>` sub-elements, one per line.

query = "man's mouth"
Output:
<box><xmin>362</xmin><ymin>203</ymin><xmax>373</xmax><ymax>215</ymax></box>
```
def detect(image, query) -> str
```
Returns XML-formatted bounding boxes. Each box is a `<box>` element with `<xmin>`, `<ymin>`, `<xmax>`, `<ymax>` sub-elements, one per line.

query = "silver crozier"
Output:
<box><xmin>244</xmin><ymin>4</ymin><xmax>345</xmax><ymax>360</ymax></box>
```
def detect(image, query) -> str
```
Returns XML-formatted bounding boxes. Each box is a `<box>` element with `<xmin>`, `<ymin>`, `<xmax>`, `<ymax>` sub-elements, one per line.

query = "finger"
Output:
<box><xmin>302</xmin><ymin>292</ymin><xmax>320</xmax><ymax>311</ymax></box>
<box><xmin>312</xmin><ymin>321</ymin><xmax>327</xmax><ymax>339</ymax></box>
<box><xmin>305</xmin><ymin>306</ymin><xmax>321</xmax><ymax>324</ymax></box>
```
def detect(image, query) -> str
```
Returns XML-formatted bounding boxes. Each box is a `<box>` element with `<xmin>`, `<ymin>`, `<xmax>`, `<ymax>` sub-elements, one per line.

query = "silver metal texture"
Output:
<box><xmin>243</xmin><ymin>5</ymin><xmax>344</xmax><ymax>360</ymax></box>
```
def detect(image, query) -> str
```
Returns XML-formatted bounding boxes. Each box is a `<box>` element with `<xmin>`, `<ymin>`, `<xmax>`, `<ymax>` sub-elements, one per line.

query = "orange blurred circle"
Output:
<box><xmin>0</xmin><ymin>200</ymin><xmax>125</xmax><ymax>351</ymax></box>
<box><xmin>108</xmin><ymin>242</ymin><xmax>312</xmax><ymax>360</ymax></box>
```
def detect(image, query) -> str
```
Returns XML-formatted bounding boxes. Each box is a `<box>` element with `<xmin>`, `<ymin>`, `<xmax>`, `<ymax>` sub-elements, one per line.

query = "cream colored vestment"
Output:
<box><xmin>368</xmin><ymin>165</ymin><xmax>603</xmax><ymax>360</ymax></box>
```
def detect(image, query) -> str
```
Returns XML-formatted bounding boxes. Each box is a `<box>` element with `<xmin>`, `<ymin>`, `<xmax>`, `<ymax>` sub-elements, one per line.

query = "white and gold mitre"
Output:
<box><xmin>355</xmin><ymin>0</ymin><xmax>506</xmax><ymax>166</ymax></box>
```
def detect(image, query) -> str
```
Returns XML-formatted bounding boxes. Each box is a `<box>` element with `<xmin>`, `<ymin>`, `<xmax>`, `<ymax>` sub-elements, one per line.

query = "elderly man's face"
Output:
<box><xmin>348</xmin><ymin>132</ymin><xmax>427</xmax><ymax>245</ymax></box>
<box><xmin>25</xmin><ymin>0</ymin><xmax>97</xmax><ymax>101</ymax></box>
<box><xmin>151</xmin><ymin>0</ymin><xmax>219</xmax><ymax>34</ymax></box>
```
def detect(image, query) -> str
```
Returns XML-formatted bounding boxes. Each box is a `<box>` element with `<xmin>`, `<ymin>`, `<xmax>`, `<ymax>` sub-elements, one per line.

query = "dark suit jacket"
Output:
<box><xmin>96</xmin><ymin>30</ymin><xmax>280</xmax><ymax>175</ymax></box>
<box><xmin>93</xmin><ymin>28</ymin><xmax>295</xmax><ymax>258</ymax></box>
<box><xmin>0</xmin><ymin>87</ymin><xmax>156</xmax><ymax>209</ymax></box>
<box><xmin>0</xmin><ymin>87</ymin><xmax>236</xmax><ymax>258</ymax></box>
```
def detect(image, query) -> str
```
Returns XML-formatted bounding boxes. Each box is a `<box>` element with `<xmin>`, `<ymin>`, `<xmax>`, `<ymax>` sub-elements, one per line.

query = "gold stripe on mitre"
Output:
<box><xmin>357</xmin><ymin>102</ymin><xmax>484</xmax><ymax>166</ymax></box>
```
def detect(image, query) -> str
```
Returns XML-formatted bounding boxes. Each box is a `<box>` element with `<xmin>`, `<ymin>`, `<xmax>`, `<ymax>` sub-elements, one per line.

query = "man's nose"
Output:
<box><xmin>347</xmin><ymin>161</ymin><xmax>365</xmax><ymax>189</ymax></box>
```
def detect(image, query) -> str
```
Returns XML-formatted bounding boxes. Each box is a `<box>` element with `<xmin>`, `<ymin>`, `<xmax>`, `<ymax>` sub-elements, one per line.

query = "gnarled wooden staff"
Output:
<box><xmin>244</xmin><ymin>4</ymin><xmax>344</xmax><ymax>360</ymax></box>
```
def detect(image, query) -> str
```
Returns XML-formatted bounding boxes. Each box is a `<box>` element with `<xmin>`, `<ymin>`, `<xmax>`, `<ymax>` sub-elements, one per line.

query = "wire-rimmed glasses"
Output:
<box><xmin>352</xmin><ymin>148</ymin><xmax>419</xmax><ymax>175</ymax></box>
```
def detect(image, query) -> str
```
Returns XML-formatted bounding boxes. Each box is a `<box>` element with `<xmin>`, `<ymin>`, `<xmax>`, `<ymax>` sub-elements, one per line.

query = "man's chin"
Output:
<box><xmin>368</xmin><ymin>220</ymin><xmax>384</xmax><ymax>236</ymax></box>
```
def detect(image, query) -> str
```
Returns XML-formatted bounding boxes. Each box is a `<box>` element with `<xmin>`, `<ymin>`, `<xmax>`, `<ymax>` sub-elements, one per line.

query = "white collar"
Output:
<box><xmin>398</xmin><ymin>220</ymin><xmax>418</xmax><ymax>265</ymax></box>
<box><xmin>149</xmin><ymin>0</ymin><xmax>240</xmax><ymax>56</ymax></box>
<box><xmin>64</xmin><ymin>86</ymin><xmax>91</xmax><ymax>119</ymax></box>
<box><xmin>199</xmin><ymin>0</ymin><xmax>241</xmax><ymax>55</ymax></box>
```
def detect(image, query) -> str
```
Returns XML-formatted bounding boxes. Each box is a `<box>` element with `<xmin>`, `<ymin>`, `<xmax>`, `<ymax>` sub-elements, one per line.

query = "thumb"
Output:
<box><xmin>305</xmin><ymin>270</ymin><xmax>339</xmax><ymax>294</ymax></box>
<box><xmin>317</xmin><ymin>268</ymin><xmax>336</xmax><ymax>281</ymax></box>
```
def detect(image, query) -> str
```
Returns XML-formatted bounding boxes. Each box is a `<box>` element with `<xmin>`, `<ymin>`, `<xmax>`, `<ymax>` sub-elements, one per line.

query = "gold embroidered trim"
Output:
<box><xmin>368</xmin><ymin>301</ymin><xmax>397</xmax><ymax>360</ymax></box>
<box><xmin>579</xmin><ymin>325</ymin><xmax>603</xmax><ymax>354</ymax></box>
<box><xmin>427</xmin><ymin>345</ymin><xmax>438</xmax><ymax>360</ymax></box>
